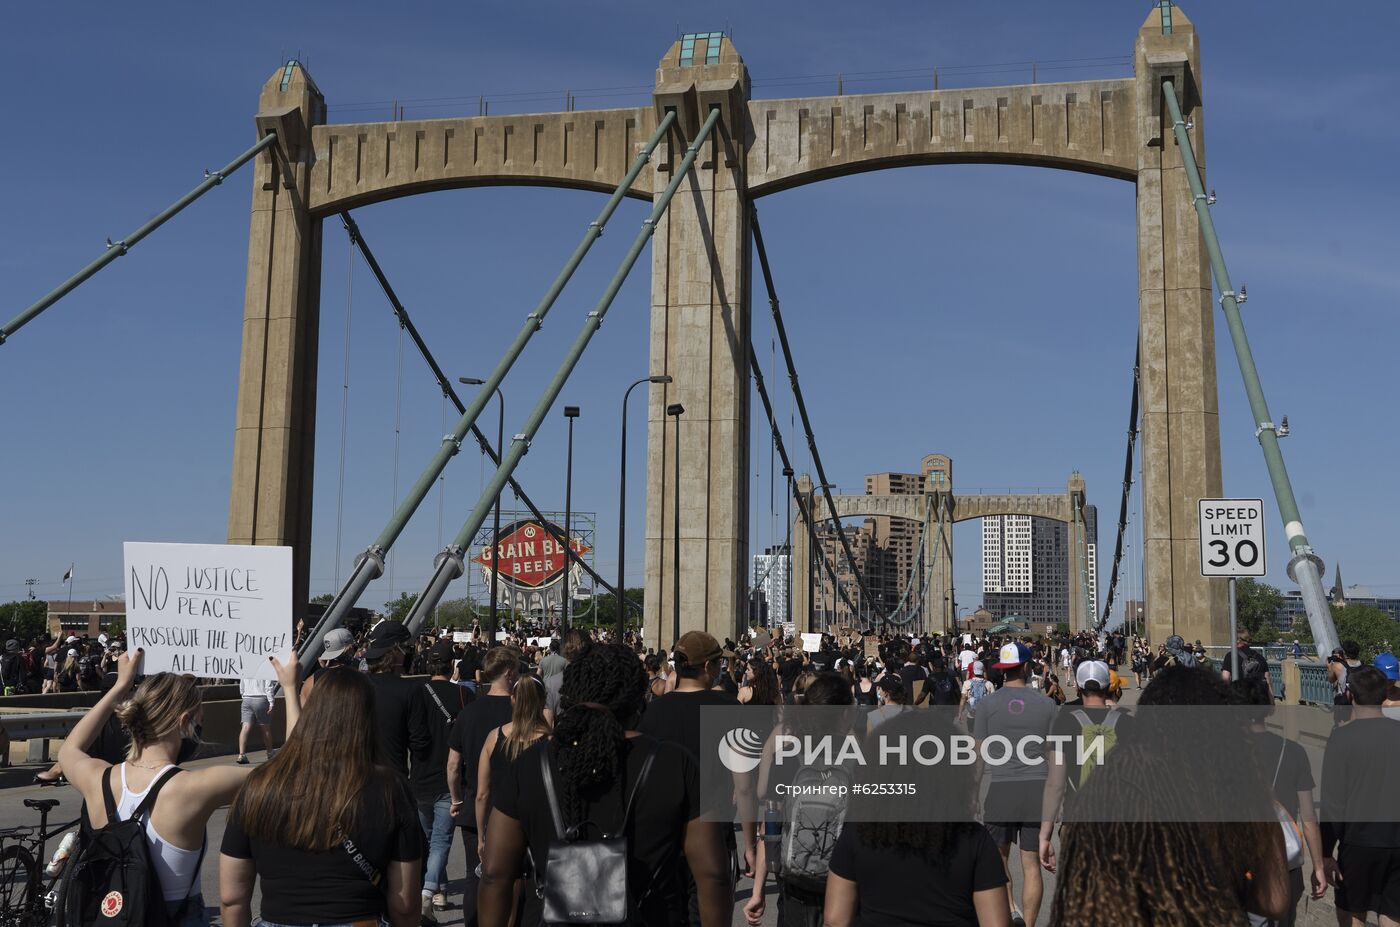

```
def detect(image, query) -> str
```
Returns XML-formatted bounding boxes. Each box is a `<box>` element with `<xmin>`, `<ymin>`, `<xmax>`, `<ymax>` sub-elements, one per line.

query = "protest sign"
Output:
<box><xmin>863</xmin><ymin>636</ymin><xmax>880</xmax><ymax>660</ymax></box>
<box><xmin>800</xmin><ymin>632</ymin><xmax>822</xmax><ymax>653</ymax></box>
<box><xmin>124</xmin><ymin>542</ymin><xmax>291</xmax><ymax>680</ymax></box>
<box><xmin>531</xmin><ymin>636</ymin><xmax>553</xmax><ymax>649</ymax></box>
<box><xmin>495</xmin><ymin>631</ymin><xmax>509</xmax><ymax>642</ymax></box>
<box><xmin>452</xmin><ymin>631</ymin><xmax>471</xmax><ymax>644</ymax></box>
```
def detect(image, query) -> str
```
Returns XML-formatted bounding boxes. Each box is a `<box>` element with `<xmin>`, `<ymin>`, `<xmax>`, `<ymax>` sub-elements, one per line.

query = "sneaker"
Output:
<box><xmin>235</xmin><ymin>755</ymin><xmax>249</xmax><ymax>765</ymax></box>
<box><xmin>1011</xmin><ymin>910</ymin><xmax>1026</xmax><ymax>927</ymax></box>
<box><xmin>431</xmin><ymin>893</ymin><xmax>446</xmax><ymax>910</ymax></box>
<box><xmin>420</xmin><ymin>894</ymin><xmax>438</xmax><ymax>924</ymax></box>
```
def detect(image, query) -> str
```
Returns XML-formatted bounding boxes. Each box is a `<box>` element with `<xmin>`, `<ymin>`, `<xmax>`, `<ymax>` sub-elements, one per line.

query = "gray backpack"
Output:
<box><xmin>779</xmin><ymin>765</ymin><xmax>851</xmax><ymax>894</ymax></box>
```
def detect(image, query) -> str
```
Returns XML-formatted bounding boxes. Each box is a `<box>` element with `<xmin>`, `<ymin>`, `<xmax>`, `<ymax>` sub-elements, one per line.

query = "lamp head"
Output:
<box><xmin>458</xmin><ymin>377</ymin><xmax>484</xmax><ymax>386</ymax></box>
<box><xmin>564</xmin><ymin>406</ymin><xmax>580</xmax><ymax>418</ymax></box>
<box><xmin>649</xmin><ymin>375</ymin><xmax>673</xmax><ymax>384</ymax></box>
<box><xmin>666</xmin><ymin>403</ymin><xmax>685</xmax><ymax>417</ymax></box>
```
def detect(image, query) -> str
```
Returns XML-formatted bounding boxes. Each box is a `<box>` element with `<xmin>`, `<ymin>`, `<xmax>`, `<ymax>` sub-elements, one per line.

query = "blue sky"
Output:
<box><xmin>2</xmin><ymin>2</ymin><xmax>1397</xmax><ymax>620</ymax></box>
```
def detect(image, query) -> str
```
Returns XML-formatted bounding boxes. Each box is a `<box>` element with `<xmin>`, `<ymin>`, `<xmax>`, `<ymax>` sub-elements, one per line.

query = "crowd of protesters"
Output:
<box><xmin>8</xmin><ymin>612</ymin><xmax>1399</xmax><ymax>926</ymax></box>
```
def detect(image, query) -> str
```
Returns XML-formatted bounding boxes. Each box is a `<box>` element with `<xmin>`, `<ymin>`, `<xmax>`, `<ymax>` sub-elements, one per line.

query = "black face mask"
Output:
<box><xmin>177</xmin><ymin>724</ymin><xmax>202</xmax><ymax>764</ymax></box>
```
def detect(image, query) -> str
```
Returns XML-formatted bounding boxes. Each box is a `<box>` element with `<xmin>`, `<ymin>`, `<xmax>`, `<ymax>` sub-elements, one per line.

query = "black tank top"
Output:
<box><xmin>853</xmin><ymin>680</ymin><xmax>879</xmax><ymax>706</ymax></box>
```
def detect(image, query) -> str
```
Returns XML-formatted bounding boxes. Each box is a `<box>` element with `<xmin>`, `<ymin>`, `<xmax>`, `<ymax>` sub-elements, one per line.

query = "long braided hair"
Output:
<box><xmin>553</xmin><ymin>642</ymin><xmax>648</xmax><ymax>829</ymax></box>
<box><xmin>1049</xmin><ymin>665</ymin><xmax>1280</xmax><ymax>926</ymax></box>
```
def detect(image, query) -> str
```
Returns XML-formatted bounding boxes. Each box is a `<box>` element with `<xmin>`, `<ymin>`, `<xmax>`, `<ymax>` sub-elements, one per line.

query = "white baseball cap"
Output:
<box><xmin>1075</xmin><ymin>660</ymin><xmax>1111</xmax><ymax>691</ymax></box>
<box><xmin>972</xmin><ymin>660</ymin><xmax>986</xmax><ymax>677</ymax></box>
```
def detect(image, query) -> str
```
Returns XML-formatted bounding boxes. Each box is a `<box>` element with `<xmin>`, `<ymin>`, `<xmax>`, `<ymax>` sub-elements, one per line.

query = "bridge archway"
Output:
<box><xmin>230</xmin><ymin>6</ymin><xmax>1224</xmax><ymax>646</ymax></box>
<box><xmin>792</xmin><ymin>461</ymin><xmax>1093</xmax><ymax>635</ymax></box>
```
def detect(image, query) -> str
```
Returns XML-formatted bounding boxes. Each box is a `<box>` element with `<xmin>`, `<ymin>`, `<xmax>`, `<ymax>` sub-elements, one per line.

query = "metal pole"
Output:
<box><xmin>618</xmin><ymin>376</ymin><xmax>670</xmax><ymax>640</ymax></box>
<box><xmin>489</xmin><ymin>390</ymin><xmax>504</xmax><ymax>638</ymax></box>
<box><xmin>2</xmin><ymin>134</ymin><xmax>278</xmax><ymax>346</ymax></box>
<box><xmin>784</xmin><ymin>469</ymin><xmax>793</xmax><ymax>628</ymax></box>
<box><xmin>301</xmin><ymin>112</ymin><xmax>676</xmax><ymax>670</ymax></box>
<box><xmin>402</xmin><ymin>107</ymin><xmax>722</xmax><ymax>633</ymax></box>
<box><xmin>563</xmin><ymin>409</ymin><xmax>577</xmax><ymax>630</ymax></box>
<box><xmin>1161</xmin><ymin>79</ymin><xmax>1339</xmax><ymax>658</ymax></box>
<box><xmin>1228</xmin><ymin>576</ymin><xmax>1240</xmax><ymax>681</ymax></box>
<box><xmin>671</xmin><ymin>406</ymin><xmax>683</xmax><ymax>646</ymax></box>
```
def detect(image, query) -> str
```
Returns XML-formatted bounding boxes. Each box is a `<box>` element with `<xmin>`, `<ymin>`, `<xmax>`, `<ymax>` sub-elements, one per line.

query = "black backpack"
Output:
<box><xmin>928</xmin><ymin>671</ymin><xmax>959</xmax><ymax>706</ymax></box>
<box><xmin>56</xmin><ymin>766</ymin><xmax>203</xmax><ymax>927</ymax></box>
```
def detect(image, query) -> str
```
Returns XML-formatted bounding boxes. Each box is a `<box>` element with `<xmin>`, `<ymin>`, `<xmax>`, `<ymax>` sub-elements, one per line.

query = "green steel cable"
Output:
<box><xmin>402</xmin><ymin>107</ymin><xmax>723</xmax><ymax>632</ymax></box>
<box><xmin>1161</xmin><ymin>80</ymin><xmax>1339</xmax><ymax>657</ymax></box>
<box><xmin>2</xmin><ymin>133</ymin><xmax>278</xmax><ymax>345</ymax></box>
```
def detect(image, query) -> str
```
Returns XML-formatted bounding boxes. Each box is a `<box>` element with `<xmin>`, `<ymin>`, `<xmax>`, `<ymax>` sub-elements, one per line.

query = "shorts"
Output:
<box><xmin>240</xmin><ymin>696</ymin><xmax>272</xmax><ymax>725</ymax></box>
<box><xmin>1335</xmin><ymin>844</ymin><xmax>1400</xmax><ymax>919</ymax></box>
<box><xmin>983</xmin><ymin>779</ymin><xmax>1045</xmax><ymax>852</ymax></box>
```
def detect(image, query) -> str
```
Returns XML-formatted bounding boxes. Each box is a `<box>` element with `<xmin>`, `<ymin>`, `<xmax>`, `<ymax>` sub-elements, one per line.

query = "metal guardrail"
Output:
<box><xmin>1298</xmin><ymin>661</ymin><xmax>1333</xmax><ymax>706</ymax></box>
<box><xmin>0</xmin><ymin>711</ymin><xmax>84</xmax><ymax>741</ymax></box>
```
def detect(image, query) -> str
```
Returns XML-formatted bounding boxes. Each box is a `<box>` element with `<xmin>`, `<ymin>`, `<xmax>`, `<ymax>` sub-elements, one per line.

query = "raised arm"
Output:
<box><xmin>58</xmin><ymin>649</ymin><xmax>141</xmax><ymax>797</ymax></box>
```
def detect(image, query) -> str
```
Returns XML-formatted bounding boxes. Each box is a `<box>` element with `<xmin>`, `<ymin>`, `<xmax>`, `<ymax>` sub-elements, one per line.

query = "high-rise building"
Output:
<box><xmin>983</xmin><ymin>515</ymin><xmax>1033</xmax><ymax>593</ymax></box>
<box><xmin>812</xmin><ymin>522</ymin><xmax>878</xmax><ymax>627</ymax></box>
<box><xmin>750</xmin><ymin>547</ymin><xmax>791</xmax><ymax>626</ymax></box>
<box><xmin>863</xmin><ymin>471</ymin><xmax>926</xmax><ymax>611</ymax></box>
<box><xmin>982</xmin><ymin>507</ymin><xmax>1097</xmax><ymax>625</ymax></box>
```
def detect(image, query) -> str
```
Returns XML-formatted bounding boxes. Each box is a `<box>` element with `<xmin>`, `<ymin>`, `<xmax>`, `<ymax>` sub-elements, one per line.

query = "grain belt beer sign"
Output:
<box><xmin>474</xmin><ymin>519</ymin><xmax>590</xmax><ymax>613</ymax></box>
<box><xmin>1197</xmin><ymin>498</ymin><xmax>1267</xmax><ymax>577</ymax></box>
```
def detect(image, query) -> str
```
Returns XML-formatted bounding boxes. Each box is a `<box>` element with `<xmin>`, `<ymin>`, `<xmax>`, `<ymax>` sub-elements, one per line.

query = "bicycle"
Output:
<box><xmin>0</xmin><ymin>798</ymin><xmax>79</xmax><ymax>927</ymax></box>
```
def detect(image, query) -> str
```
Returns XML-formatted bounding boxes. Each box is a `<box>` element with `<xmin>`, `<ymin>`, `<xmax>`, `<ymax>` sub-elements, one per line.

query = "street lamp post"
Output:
<box><xmin>618</xmin><ymin>375</ymin><xmax>671</xmax><ymax>640</ymax></box>
<box><xmin>562</xmin><ymin>405</ymin><xmax>580</xmax><ymax>630</ymax></box>
<box><xmin>667</xmin><ymin>402</ymin><xmax>685</xmax><ymax>647</ymax></box>
<box><xmin>782</xmin><ymin>467</ymin><xmax>794</xmax><ymax>630</ymax></box>
<box><xmin>459</xmin><ymin>377</ymin><xmax>505</xmax><ymax>640</ymax></box>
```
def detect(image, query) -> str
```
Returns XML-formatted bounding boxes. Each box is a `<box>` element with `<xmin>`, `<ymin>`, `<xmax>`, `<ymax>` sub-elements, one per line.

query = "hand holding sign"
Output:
<box><xmin>115</xmin><ymin>648</ymin><xmax>143</xmax><ymax>691</ymax></box>
<box><xmin>269</xmin><ymin>651</ymin><xmax>299</xmax><ymax>692</ymax></box>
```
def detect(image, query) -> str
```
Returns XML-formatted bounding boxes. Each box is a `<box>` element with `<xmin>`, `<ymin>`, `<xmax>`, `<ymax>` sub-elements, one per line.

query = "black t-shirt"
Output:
<box><xmin>924</xmin><ymin>670</ymin><xmax>960</xmax><ymax>706</ymax></box>
<box><xmin>1321</xmin><ymin>716</ymin><xmax>1400</xmax><ymax>851</ymax></box>
<box><xmin>449</xmin><ymin>693</ymin><xmax>515</xmax><ymax>828</ymax></box>
<box><xmin>221</xmin><ymin>775</ymin><xmax>426</xmax><ymax>925</ymax></box>
<box><xmin>778</xmin><ymin>658</ymin><xmax>803</xmax><ymax>691</ymax></box>
<box><xmin>411</xmin><ymin>678</ymin><xmax>473</xmax><ymax>801</ymax></box>
<box><xmin>1248</xmin><ymin>729</ymin><xmax>1314</xmax><ymax>820</ymax></box>
<box><xmin>457</xmin><ymin>650</ymin><xmax>482</xmax><ymax>684</ymax></box>
<box><xmin>638</xmin><ymin>688</ymin><xmax>739</xmax><ymax>818</ymax></box>
<box><xmin>493</xmin><ymin>735</ymin><xmax>697</xmax><ymax>923</ymax></box>
<box><xmin>366</xmin><ymin>673</ymin><xmax>431</xmax><ymax>779</ymax></box>
<box><xmin>827</xmin><ymin>824</ymin><xmax>1007</xmax><ymax>927</ymax></box>
<box><xmin>897</xmin><ymin>663</ymin><xmax>928</xmax><ymax>696</ymax></box>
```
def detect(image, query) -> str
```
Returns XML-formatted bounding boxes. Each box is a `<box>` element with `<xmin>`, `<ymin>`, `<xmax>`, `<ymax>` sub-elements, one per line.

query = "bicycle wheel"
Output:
<box><xmin>0</xmin><ymin>844</ymin><xmax>38</xmax><ymax>926</ymax></box>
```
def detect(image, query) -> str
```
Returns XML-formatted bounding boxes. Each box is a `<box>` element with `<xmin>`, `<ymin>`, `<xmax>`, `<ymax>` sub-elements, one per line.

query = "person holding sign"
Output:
<box><xmin>58</xmin><ymin>648</ymin><xmax>301</xmax><ymax>926</ymax></box>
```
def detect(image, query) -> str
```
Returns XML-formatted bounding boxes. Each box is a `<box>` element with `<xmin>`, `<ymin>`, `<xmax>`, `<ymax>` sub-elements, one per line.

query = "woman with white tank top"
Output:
<box><xmin>59</xmin><ymin>648</ymin><xmax>300</xmax><ymax>926</ymax></box>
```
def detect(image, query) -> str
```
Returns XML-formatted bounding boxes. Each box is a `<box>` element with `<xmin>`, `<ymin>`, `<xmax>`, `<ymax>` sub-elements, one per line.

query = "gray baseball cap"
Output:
<box><xmin>320</xmin><ymin>628</ymin><xmax>355</xmax><ymax>661</ymax></box>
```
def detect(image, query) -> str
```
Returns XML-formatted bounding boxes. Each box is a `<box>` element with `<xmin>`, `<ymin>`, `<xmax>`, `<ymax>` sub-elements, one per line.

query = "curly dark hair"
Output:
<box><xmin>553</xmin><ymin>642</ymin><xmax>648</xmax><ymax>829</ymax></box>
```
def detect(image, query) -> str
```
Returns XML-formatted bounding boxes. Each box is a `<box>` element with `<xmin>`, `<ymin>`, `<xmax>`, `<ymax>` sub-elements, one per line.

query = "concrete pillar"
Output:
<box><xmin>922</xmin><ymin>455</ymin><xmax>954</xmax><ymax>635</ymax></box>
<box><xmin>1068</xmin><ymin>473</ymin><xmax>1089</xmax><ymax>633</ymax></box>
<box><xmin>227</xmin><ymin>62</ymin><xmax>325</xmax><ymax>613</ymax></box>
<box><xmin>1133</xmin><ymin>8</ymin><xmax>1229</xmax><ymax>646</ymax></box>
<box><xmin>644</xmin><ymin>36</ymin><xmax>752</xmax><ymax>650</ymax></box>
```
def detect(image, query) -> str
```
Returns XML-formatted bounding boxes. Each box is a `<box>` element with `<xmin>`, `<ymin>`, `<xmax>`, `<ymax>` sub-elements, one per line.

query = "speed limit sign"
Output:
<box><xmin>1198</xmin><ymin>499</ymin><xmax>1267</xmax><ymax>577</ymax></box>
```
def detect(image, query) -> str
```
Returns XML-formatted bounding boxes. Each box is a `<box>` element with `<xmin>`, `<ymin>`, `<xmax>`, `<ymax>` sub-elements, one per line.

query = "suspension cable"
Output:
<box><xmin>400</xmin><ymin>107</ymin><xmax>723</xmax><ymax>637</ymax></box>
<box><xmin>748</xmin><ymin>340</ymin><xmax>864</xmax><ymax>621</ymax></box>
<box><xmin>336</xmin><ymin>213</ymin><xmax>634</xmax><ymax>612</ymax></box>
<box><xmin>298</xmin><ymin>111</ymin><xmax>678</xmax><ymax>672</ymax></box>
<box><xmin>333</xmin><ymin>241</ymin><xmax>355</xmax><ymax>590</ymax></box>
<box><xmin>1098</xmin><ymin>345</ymin><xmax>1139</xmax><ymax>629</ymax></box>
<box><xmin>751</xmin><ymin>209</ymin><xmax>888</xmax><ymax>629</ymax></box>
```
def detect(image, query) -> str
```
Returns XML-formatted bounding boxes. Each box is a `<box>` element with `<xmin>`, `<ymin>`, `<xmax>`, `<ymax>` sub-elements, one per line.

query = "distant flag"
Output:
<box><xmin>61</xmin><ymin>566</ymin><xmax>73</xmax><ymax>583</ymax></box>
